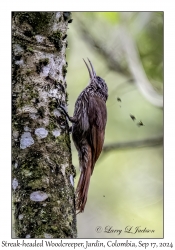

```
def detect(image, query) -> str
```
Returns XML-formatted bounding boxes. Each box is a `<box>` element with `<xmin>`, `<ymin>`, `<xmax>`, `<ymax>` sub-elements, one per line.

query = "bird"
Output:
<box><xmin>60</xmin><ymin>58</ymin><xmax>108</xmax><ymax>213</ymax></box>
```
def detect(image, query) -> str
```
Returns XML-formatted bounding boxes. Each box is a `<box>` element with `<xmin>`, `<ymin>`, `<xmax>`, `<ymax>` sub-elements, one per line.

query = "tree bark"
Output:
<box><xmin>12</xmin><ymin>12</ymin><xmax>77</xmax><ymax>238</ymax></box>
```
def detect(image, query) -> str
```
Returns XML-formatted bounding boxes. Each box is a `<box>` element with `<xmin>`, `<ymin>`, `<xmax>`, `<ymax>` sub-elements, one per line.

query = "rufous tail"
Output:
<box><xmin>76</xmin><ymin>150</ymin><xmax>93</xmax><ymax>213</ymax></box>
<box><xmin>76</xmin><ymin>166</ymin><xmax>91</xmax><ymax>213</ymax></box>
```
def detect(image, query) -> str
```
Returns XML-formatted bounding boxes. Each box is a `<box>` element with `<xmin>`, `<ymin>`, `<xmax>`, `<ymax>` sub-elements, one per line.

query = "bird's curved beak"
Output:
<box><xmin>83</xmin><ymin>58</ymin><xmax>96</xmax><ymax>79</ymax></box>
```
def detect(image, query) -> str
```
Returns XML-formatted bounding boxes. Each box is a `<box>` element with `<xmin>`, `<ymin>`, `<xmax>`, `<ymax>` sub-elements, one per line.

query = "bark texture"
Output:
<box><xmin>12</xmin><ymin>12</ymin><xmax>77</xmax><ymax>238</ymax></box>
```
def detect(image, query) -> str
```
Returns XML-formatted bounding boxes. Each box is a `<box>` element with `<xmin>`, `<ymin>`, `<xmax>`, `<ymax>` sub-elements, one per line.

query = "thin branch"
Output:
<box><xmin>119</xmin><ymin>25</ymin><xmax>163</xmax><ymax>108</ymax></box>
<box><xmin>75</xmin><ymin>16</ymin><xmax>131</xmax><ymax>77</ymax></box>
<box><xmin>103</xmin><ymin>136</ymin><xmax>163</xmax><ymax>153</ymax></box>
<box><xmin>75</xmin><ymin>14</ymin><xmax>163</xmax><ymax>108</ymax></box>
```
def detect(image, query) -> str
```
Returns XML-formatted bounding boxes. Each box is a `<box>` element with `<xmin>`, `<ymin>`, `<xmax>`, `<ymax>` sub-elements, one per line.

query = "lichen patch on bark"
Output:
<box><xmin>12</xmin><ymin>12</ymin><xmax>76</xmax><ymax>238</ymax></box>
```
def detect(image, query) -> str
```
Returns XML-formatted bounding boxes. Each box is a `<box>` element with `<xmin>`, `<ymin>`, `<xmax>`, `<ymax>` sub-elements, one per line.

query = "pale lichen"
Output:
<box><xmin>35</xmin><ymin>35</ymin><xmax>44</xmax><ymax>43</ymax></box>
<box><xmin>18</xmin><ymin>214</ymin><xmax>23</xmax><ymax>220</ymax></box>
<box><xmin>53</xmin><ymin>109</ymin><xmax>61</xmax><ymax>117</ymax></box>
<box><xmin>52</xmin><ymin>129</ymin><xmax>61</xmax><ymax>137</ymax></box>
<box><xmin>29</xmin><ymin>113</ymin><xmax>39</xmax><ymax>120</ymax></box>
<box><xmin>24</xmin><ymin>126</ymin><xmax>31</xmax><ymax>132</ymax></box>
<box><xmin>15</xmin><ymin>59</ymin><xmax>24</xmax><ymax>65</ymax></box>
<box><xmin>20</xmin><ymin>132</ymin><xmax>34</xmax><ymax>149</ymax></box>
<box><xmin>44</xmin><ymin>233</ymin><xmax>53</xmax><ymax>238</ymax></box>
<box><xmin>70</xmin><ymin>175</ymin><xmax>74</xmax><ymax>187</ymax></box>
<box><xmin>30</xmin><ymin>191</ymin><xmax>48</xmax><ymax>202</ymax></box>
<box><xmin>14</xmin><ymin>162</ymin><xmax>18</xmax><ymax>168</ymax></box>
<box><xmin>35</xmin><ymin>128</ymin><xmax>48</xmax><ymax>139</ymax></box>
<box><xmin>12</xmin><ymin>178</ymin><xmax>18</xmax><ymax>190</ymax></box>
<box><xmin>13</xmin><ymin>130</ymin><xmax>19</xmax><ymax>139</ymax></box>
<box><xmin>18</xmin><ymin>105</ymin><xmax>37</xmax><ymax>114</ymax></box>
<box><xmin>61</xmin><ymin>163</ymin><xmax>68</xmax><ymax>177</ymax></box>
<box><xmin>25</xmin><ymin>234</ymin><xmax>31</xmax><ymax>238</ymax></box>
<box><xmin>49</xmin><ymin>88</ymin><xmax>59</xmax><ymax>98</ymax></box>
<box><xmin>13</xmin><ymin>44</ymin><xmax>24</xmax><ymax>55</ymax></box>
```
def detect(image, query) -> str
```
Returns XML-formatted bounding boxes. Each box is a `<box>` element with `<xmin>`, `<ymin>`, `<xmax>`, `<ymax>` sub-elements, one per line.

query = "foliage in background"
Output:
<box><xmin>66</xmin><ymin>12</ymin><xmax>163</xmax><ymax>238</ymax></box>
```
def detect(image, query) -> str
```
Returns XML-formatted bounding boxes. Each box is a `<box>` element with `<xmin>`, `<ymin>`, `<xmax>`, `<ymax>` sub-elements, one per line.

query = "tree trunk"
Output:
<box><xmin>12</xmin><ymin>12</ymin><xmax>77</xmax><ymax>238</ymax></box>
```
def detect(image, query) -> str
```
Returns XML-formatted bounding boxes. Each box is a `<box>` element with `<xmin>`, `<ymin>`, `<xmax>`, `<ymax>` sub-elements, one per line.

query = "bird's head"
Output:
<box><xmin>83</xmin><ymin>58</ymin><xmax>108</xmax><ymax>100</ymax></box>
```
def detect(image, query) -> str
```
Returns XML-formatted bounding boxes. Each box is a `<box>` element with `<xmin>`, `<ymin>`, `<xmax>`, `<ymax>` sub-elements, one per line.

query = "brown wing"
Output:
<box><xmin>88</xmin><ymin>95</ymin><xmax>107</xmax><ymax>174</ymax></box>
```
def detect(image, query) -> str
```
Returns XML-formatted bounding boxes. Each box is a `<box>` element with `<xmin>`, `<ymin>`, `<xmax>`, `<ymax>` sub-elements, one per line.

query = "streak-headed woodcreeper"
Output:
<box><xmin>60</xmin><ymin>58</ymin><xmax>108</xmax><ymax>213</ymax></box>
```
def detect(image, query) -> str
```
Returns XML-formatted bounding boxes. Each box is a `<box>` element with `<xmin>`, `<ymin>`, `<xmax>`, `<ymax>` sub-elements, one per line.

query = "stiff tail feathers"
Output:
<box><xmin>76</xmin><ymin>147</ymin><xmax>94</xmax><ymax>214</ymax></box>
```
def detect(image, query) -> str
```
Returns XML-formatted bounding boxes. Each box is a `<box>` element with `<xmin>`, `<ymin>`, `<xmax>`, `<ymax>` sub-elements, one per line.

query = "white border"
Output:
<box><xmin>0</xmin><ymin>0</ymin><xmax>175</xmax><ymax>247</ymax></box>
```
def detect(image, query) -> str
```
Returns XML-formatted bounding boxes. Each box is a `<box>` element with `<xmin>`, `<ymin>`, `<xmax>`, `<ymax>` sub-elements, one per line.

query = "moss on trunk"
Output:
<box><xmin>12</xmin><ymin>12</ymin><xmax>76</xmax><ymax>238</ymax></box>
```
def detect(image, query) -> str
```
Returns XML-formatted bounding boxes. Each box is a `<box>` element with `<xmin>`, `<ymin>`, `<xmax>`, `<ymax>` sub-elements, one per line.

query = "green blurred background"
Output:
<box><xmin>12</xmin><ymin>12</ymin><xmax>163</xmax><ymax>239</ymax></box>
<box><xmin>66</xmin><ymin>12</ymin><xmax>163</xmax><ymax>238</ymax></box>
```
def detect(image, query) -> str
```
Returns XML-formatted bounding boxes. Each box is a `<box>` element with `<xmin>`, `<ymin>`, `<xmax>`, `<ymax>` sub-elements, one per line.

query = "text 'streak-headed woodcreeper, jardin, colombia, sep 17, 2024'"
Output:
<box><xmin>60</xmin><ymin>58</ymin><xmax>108</xmax><ymax>213</ymax></box>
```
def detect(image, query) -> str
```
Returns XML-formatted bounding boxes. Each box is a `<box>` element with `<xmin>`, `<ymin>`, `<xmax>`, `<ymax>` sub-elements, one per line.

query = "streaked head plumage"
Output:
<box><xmin>83</xmin><ymin>58</ymin><xmax>108</xmax><ymax>100</ymax></box>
